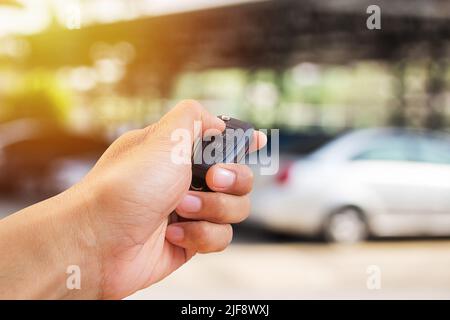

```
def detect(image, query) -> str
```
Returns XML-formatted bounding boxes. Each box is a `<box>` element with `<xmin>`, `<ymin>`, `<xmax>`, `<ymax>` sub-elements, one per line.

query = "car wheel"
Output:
<box><xmin>324</xmin><ymin>207</ymin><xmax>368</xmax><ymax>243</ymax></box>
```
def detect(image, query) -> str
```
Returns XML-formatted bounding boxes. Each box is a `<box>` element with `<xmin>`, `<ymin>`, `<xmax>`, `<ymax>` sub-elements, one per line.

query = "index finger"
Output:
<box><xmin>249</xmin><ymin>131</ymin><xmax>267</xmax><ymax>153</ymax></box>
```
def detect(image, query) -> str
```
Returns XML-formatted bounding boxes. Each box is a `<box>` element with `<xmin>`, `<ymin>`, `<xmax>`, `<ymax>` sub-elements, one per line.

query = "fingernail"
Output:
<box><xmin>166</xmin><ymin>225</ymin><xmax>184</xmax><ymax>242</ymax></box>
<box><xmin>213</xmin><ymin>168</ymin><xmax>236</xmax><ymax>188</ymax></box>
<box><xmin>178</xmin><ymin>194</ymin><xmax>202</xmax><ymax>213</ymax></box>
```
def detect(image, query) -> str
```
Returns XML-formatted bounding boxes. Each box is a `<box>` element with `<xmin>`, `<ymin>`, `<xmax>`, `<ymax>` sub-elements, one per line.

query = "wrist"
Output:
<box><xmin>0</xmin><ymin>186</ymin><xmax>103</xmax><ymax>299</ymax></box>
<box><xmin>51</xmin><ymin>184</ymin><xmax>104</xmax><ymax>299</ymax></box>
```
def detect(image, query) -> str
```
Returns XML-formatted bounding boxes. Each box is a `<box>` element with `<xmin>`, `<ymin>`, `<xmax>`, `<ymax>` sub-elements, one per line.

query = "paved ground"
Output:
<box><xmin>2</xmin><ymin>200</ymin><xmax>449</xmax><ymax>300</ymax></box>
<box><xmin>128</xmin><ymin>240</ymin><xmax>450</xmax><ymax>300</ymax></box>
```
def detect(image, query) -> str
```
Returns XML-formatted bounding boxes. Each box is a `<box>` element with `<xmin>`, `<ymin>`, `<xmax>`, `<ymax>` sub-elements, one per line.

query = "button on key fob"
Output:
<box><xmin>190</xmin><ymin>115</ymin><xmax>254</xmax><ymax>192</ymax></box>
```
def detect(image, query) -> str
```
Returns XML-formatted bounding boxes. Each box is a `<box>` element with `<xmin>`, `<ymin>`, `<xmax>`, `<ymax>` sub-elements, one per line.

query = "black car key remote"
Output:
<box><xmin>169</xmin><ymin>115</ymin><xmax>254</xmax><ymax>224</ymax></box>
<box><xmin>190</xmin><ymin>115</ymin><xmax>254</xmax><ymax>192</ymax></box>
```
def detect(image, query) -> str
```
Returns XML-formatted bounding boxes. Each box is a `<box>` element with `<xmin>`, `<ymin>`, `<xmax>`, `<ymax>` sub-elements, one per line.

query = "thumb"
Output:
<box><xmin>154</xmin><ymin>100</ymin><xmax>225</xmax><ymax>141</ymax></box>
<box><xmin>141</xmin><ymin>100</ymin><xmax>225</xmax><ymax>164</ymax></box>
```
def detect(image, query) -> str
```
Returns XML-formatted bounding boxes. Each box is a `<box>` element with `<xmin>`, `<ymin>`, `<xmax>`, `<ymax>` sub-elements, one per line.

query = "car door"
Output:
<box><xmin>410</xmin><ymin>135</ymin><xmax>450</xmax><ymax>234</ymax></box>
<box><xmin>348</xmin><ymin>133</ymin><xmax>434</xmax><ymax>235</ymax></box>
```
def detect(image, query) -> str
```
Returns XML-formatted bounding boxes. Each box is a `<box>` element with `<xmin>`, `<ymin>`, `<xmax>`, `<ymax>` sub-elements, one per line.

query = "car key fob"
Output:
<box><xmin>190</xmin><ymin>115</ymin><xmax>254</xmax><ymax>192</ymax></box>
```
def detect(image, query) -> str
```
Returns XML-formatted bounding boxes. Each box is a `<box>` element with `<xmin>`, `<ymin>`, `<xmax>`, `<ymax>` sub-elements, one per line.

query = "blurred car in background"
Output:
<box><xmin>251</xmin><ymin>128</ymin><xmax>450</xmax><ymax>243</ymax></box>
<box><xmin>0</xmin><ymin>119</ymin><xmax>108</xmax><ymax>200</ymax></box>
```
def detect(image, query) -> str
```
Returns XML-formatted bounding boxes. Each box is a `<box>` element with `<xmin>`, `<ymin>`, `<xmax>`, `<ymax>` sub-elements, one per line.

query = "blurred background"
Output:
<box><xmin>1</xmin><ymin>0</ymin><xmax>450</xmax><ymax>299</ymax></box>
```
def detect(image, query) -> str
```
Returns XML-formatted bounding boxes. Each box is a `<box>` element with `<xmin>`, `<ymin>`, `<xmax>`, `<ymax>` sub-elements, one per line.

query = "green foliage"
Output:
<box><xmin>174</xmin><ymin>69</ymin><xmax>247</xmax><ymax>100</ymax></box>
<box><xmin>1</xmin><ymin>69</ymin><xmax>72</xmax><ymax>123</ymax></box>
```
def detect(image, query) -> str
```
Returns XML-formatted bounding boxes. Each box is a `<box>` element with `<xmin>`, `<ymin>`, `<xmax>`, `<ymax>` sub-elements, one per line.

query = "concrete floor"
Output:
<box><xmin>2</xmin><ymin>199</ymin><xmax>449</xmax><ymax>300</ymax></box>
<box><xmin>128</xmin><ymin>240</ymin><xmax>450</xmax><ymax>300</ymax></box>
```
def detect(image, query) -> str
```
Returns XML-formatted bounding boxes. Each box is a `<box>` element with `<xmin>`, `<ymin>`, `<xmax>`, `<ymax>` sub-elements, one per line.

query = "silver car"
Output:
<box><xmin>251</xmin><ymin>128</ymin><xmax>450</xmax><ymax>243</ymax></box>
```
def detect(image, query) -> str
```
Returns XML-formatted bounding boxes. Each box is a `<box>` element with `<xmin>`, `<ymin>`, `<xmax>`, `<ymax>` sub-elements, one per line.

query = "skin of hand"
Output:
<box><xmin>0</xmin><ymin>100</ymin><xmax>267</xmax><ymax>299</ymax></box>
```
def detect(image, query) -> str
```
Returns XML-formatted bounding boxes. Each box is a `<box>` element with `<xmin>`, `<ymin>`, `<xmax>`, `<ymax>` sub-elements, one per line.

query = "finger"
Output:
<box><xmin>166</xmin><ymin>221</ymin><xmax>233</xmax><ymax>253</ymax></box>
<box><xmin>249</xmin><ymin>131</ymin><xmax>268</xmax><ymax>153</ymax></box>
<box><xmin>175</xmin><ymin>192</ymin><xmax>251</xmax><ymax>224</ymax></box>
<box><xmin>205</xmin><ymin>163</ymin><xmax>253</xmax><ymax>195</ymax></box>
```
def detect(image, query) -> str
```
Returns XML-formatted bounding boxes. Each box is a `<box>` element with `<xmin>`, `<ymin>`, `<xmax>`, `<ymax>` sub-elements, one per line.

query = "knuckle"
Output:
<box><xmin>179</xmin><ymin>99</ymin><xmax>201</xmax><ymax>108</ymax></box>
<box><xmin>236</xmin><ymin>195</ymin><xmax>251</xmax><ymax>223</ymax></box>
<box><xmin>142</xmin><ymin>122</ymin><xmax>164</xmax><ymax>140</ymax></box>
<box><xmin>193</xmin><ymin>222</ymin><xmax>232</xmax><ymax>253</ymax></box>
<box><xmin>235</xmin><ymin>166</ymin><xmax>253</xmax><ymax>194</ymax></box>
<box><xmin>242</xmin><ymin>166</ymin><xmax>254</xmax><ymax>185</ymax></box>
<box><xmin>220</xmin><ymin>164</ymin><xmax>253</xmax><ymax>193</ymax></box>
<box><xmin>178</xmin><ymin>99</ymin><xmax>203</xmax><ymax>114</ymax></box>
<box><xmin>142</xmin><ymin>123</ymin><xmax>158</xmax><ymax>136</ymax></box>
<box><xmin>113</xmin><ymin>130</ymin><xmax>141</xmax><ymax>150</ymax></box>
<box><xmin>118</xmin><ymin>129</ymin><xmax>136</xmax><ymax>141</ymax></box>
<box><xmin>195</xmin><ymin>222</ymin><xmax>212</xmax><ymax>251</ymax></box>
<box><xmin>218</xmin><ymin>225</ymin><xmax>233</xmax><ymax>251</ymax></box>
<box><xmin>227</xmin><ymin>224</ymin><xmax>234</xmax><ymax>239</ymax></box>
<box><xmin>214</xmin><ymin>194</ymin><xmax>228</xmax><ymax>220</ymax></box>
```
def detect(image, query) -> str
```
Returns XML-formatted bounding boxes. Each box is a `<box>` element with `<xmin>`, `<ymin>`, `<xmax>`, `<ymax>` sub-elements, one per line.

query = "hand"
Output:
<box><xmin>71</xmin><ymin>100</ymin><xmax>267</xmax><ymax>299</ymax></box>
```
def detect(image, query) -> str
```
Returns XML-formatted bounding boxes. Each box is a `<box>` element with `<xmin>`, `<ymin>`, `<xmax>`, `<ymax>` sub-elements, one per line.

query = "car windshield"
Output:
<box><xmin>352</xmin><ymin>131</ymin><xmax>450</xmax><ymax>164</ymax></box>
<box><xmin>309</xmin><ymin>129</ymin><xmax>450</xmax><ymax>165</ymax></box>
<box><xmin>352</xmin><ymin>134</ymin><xmax>414</xmax><ymax>162</ymax></box>
<box><xmin>414</xmin><ymin>135</ymin><xmax>450</xmax><ymax>165</ymax></box>
<box><xmin>308</xmin><ymin>129</ymin><xmax>394</xmax><ymax>162</ymax></box>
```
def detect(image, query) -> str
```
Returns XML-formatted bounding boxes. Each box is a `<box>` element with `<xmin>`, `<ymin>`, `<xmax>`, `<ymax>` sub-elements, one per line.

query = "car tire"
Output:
<box><xmin>324</xmin><ymin>207</ymin><xmax>368</xmax><ymax>243</ymax></box>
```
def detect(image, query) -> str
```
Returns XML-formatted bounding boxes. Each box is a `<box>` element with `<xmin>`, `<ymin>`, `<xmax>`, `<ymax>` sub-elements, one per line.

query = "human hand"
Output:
<box><xmin>71</xmin><ymin>100</ymin><xmax>266</xmax><ymax>299</ymax></box>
